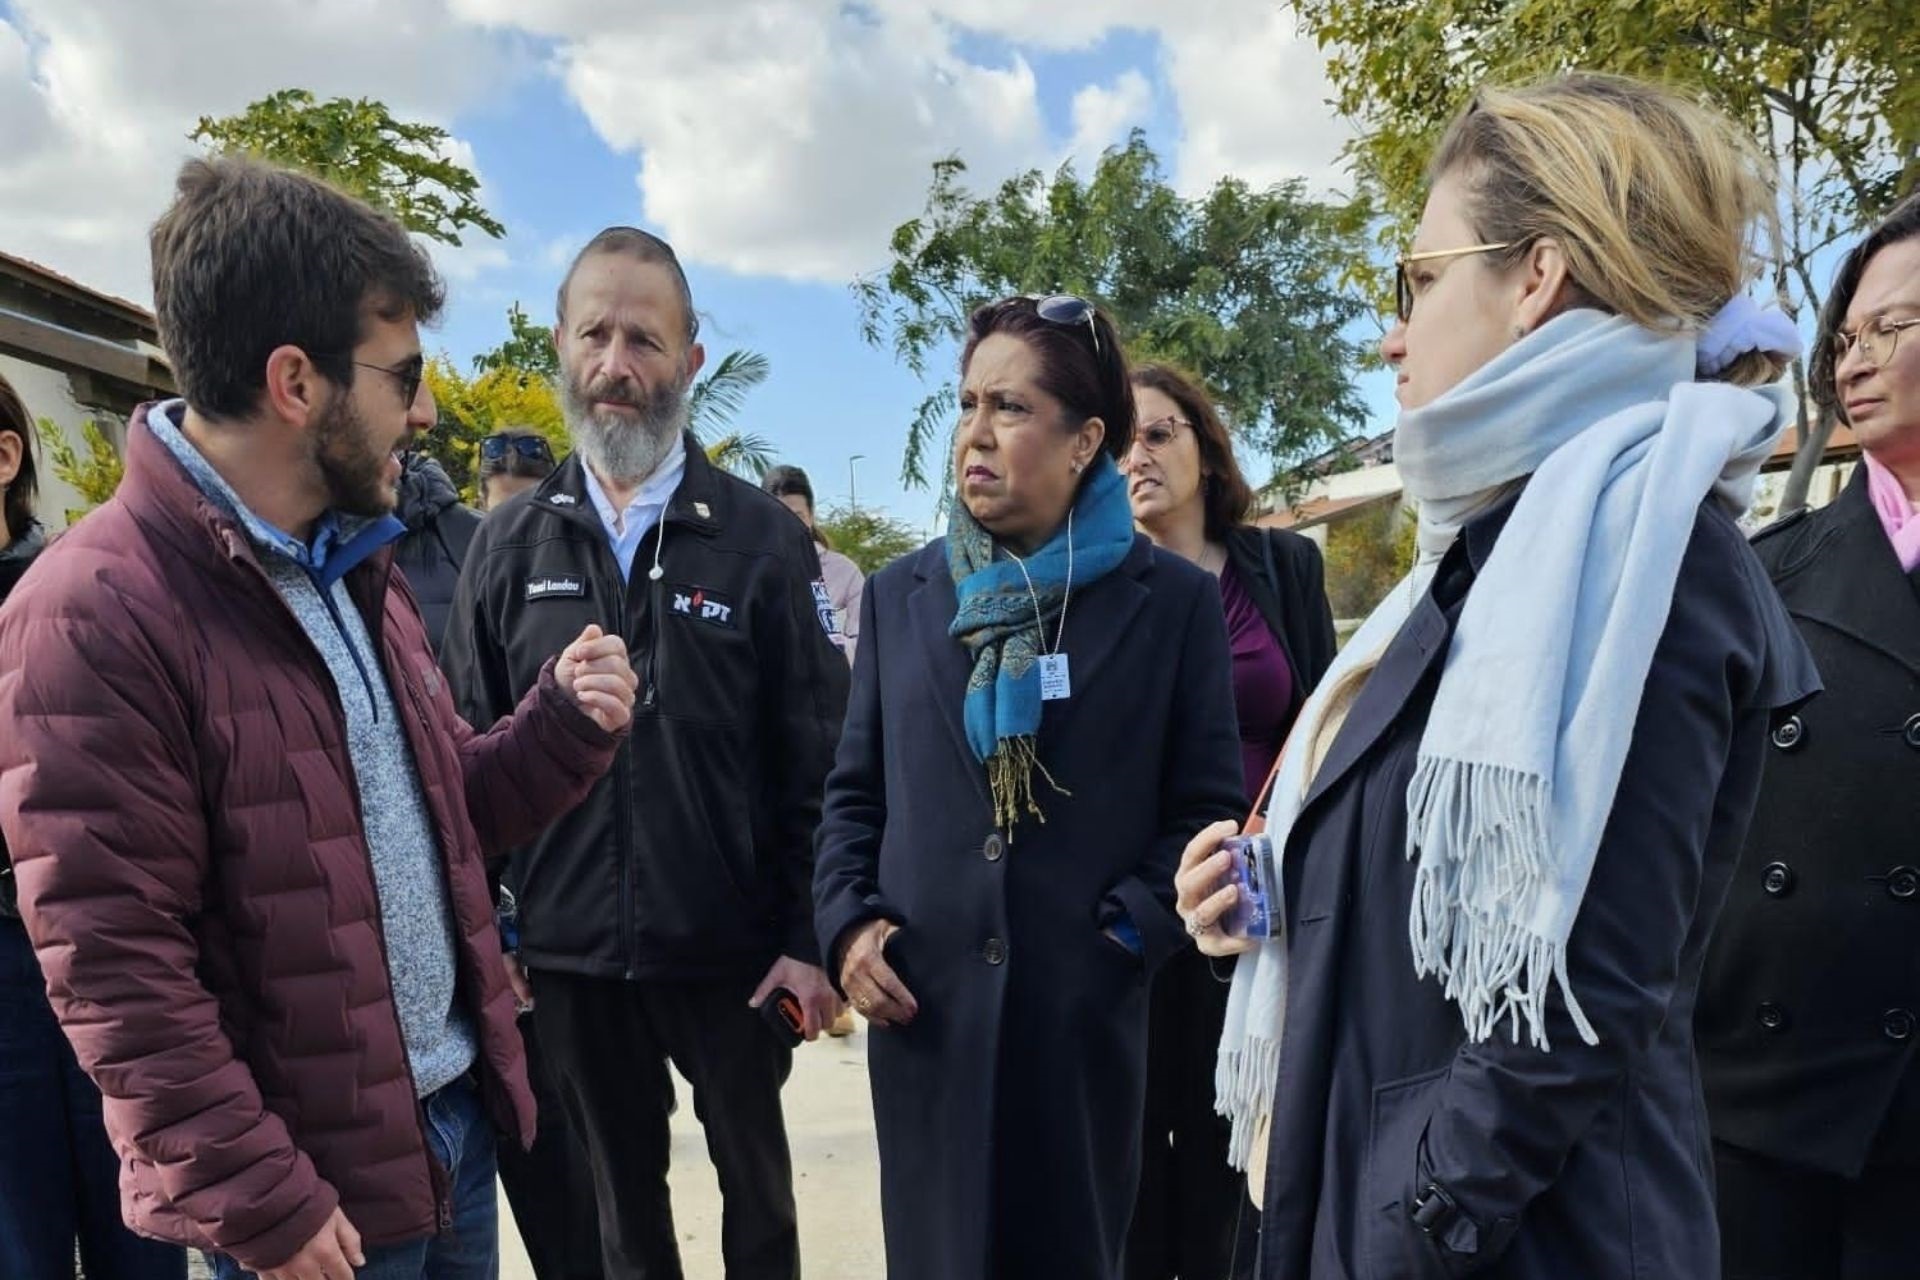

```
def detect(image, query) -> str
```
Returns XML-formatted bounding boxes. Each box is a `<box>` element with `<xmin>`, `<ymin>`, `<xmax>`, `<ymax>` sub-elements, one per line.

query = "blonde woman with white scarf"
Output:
<box><xmin>1174</xmin><ymin>74</ymin><xmax>1820</xmax><ymax>1280</ymax></box>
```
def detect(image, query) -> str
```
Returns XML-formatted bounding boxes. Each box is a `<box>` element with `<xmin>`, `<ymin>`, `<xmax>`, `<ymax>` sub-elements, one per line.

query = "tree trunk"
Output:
<box><xmin>1779</xmin><ymin>405</ymin><xmax>1839</xmax><ymax>516</ymax></box>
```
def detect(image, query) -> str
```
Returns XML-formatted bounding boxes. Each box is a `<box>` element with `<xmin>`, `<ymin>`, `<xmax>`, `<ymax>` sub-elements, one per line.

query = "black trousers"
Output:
<box><xmin>1715</xmin><ymin>1139</ymin><xmax>1920</xmax><ymax>1279</ymax></box>
<box><xmin>497</xmin><ymin>1010</ymin><xmax>605</xmax><ymax>1280</ymax></box>
<box><xmin>1123</xmin><ymin>948</ymin><xmax>1246</xmax><ymax>1280</ymax></box>
<box><xmin>533</xmin><ymin>970</ymin><xmax>798</xmax><ymax>1280</ymax></box>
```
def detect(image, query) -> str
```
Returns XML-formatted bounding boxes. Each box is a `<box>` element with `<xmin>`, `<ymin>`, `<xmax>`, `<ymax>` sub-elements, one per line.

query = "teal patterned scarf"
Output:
<box><xmin>947</xmin><ymin>455</ymin><xmax>1135</xmax><ymax>828</ymax></box>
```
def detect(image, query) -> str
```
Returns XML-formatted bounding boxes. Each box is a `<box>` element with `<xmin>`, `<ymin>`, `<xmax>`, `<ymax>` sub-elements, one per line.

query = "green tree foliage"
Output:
<box><xmin>856</xmin><ymin>132</ymin><xmax>1373</xmax><ymax>492</ymax></box>
<box><xmin>816</xmin><ymin>502</ymin><xmax>925</xmax><ymax>575</ymax></box>
<box><xmin>472</xmin><ymin>303</ymin><xmax>559</xmax><ymax>381</ymax></box>
<box><xmin>191</xmin><ymin>89</ymin><xmax>505</xmax><ymax>246</ymax></box>
<box><xmin>1288</xmin><ymin>0</ymin><xmax>1920</xmax><ymax>508</ymax></box>
<box><xmin>687</xmin><ymin>349</ymin><xmax>777</xmax><ymax>479</ymax></box>
<box><xmin>1320</xmin><ymin>501</ymin><xmax>1417</xmax><ymax>621</ymax></box>
<box><xmin>44</xmin><ymin>418</ymin><xmax>125</xmax><ymax>522</ymax></box>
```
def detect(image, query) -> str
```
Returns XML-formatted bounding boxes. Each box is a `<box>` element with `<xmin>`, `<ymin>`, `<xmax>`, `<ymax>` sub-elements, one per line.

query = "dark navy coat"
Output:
<box><xmin>1700</xmin><ymin>468</ymin><xmax>1920</xmax><ymax>1176</ymax></box>
<box><xmin>815</xmin><ymin>533</ymin><xmax>1246</xmax><ymax>1280</ymax></box>
<box><xmin>1257</xmin><ymin>496</ymin><xmax>1818</xmax><ymax>1279</ymax></box>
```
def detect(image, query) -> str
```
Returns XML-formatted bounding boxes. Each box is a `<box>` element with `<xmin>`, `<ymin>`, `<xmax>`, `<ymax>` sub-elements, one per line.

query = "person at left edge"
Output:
<box><xmin>443</xmin><ymin>227</ymin><xmax>851</xmax><ymax>1280</ymax></box>
<box><xmin>0</xmin><ymin>156</ymin><xmax>635</xmax><ymax>1280</ymax></box>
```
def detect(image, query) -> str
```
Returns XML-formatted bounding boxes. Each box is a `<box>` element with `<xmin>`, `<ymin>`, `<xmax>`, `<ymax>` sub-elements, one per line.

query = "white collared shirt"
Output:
<box><xmin>582</xmin><ymin>447</ymin><xmax>687</xmax><ymax>582</ymax></box>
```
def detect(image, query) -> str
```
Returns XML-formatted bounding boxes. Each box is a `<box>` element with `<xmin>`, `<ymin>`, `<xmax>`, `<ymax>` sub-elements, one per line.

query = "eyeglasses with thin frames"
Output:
<box><xmin>1134</xmin><ymin>415</ymin><xmax>1194</xmax><ymax>452</ymax></box>
<box><xmin>1832</xmin><ymin>316</ymin><xmax>1920</xmax><ymax>369</ymax></box>
<box><xmin>1394</xmin><ymin>243</ymin><xmax>1514</xmax><ymax>323</ymax></box>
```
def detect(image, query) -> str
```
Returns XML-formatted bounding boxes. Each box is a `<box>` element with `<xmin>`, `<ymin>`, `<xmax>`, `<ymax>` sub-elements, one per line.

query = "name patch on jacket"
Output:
<box><xmin>526</xmin><ymin>574</ymin><xmax>587</xmax><ymax>601</ymax></box>
<box><xmin>671</xmin><ymin>584</ymin><xmax>736</xmax><ymax>629</ymax></box>
<box><xmin>811</xmin><ymin>579</ymin><xmax>842</xmax><ymax>638</ymax></box>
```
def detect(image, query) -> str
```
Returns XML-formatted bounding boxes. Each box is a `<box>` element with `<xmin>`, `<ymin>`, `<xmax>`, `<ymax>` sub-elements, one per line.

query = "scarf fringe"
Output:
<box><xmin>1406</xmin><ymin>756</ymin><xmax>1599</xmax><ymax>1049</ymax></box>
<box><xmin>986</xmin><ymin>736</ymin><xmax>1070</xmax><ymax>832</ymax></box>
<box><xmin>1215</xmin><ymin>1035</ymin><xmax>1281</xmax><ymax>1172</ymax></box>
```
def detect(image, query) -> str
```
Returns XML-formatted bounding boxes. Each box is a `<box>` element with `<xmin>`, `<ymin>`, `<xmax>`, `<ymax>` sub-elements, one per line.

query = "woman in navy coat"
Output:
<box><xmin>1177</xmin><ymin>76</ymin><xmax>1819</xmax><ymax>1278</ymax></box>
<box><xmin>815</xmin><ymin>295</ymin><xmax>1245</xmax><ymax>1280</ymax></box>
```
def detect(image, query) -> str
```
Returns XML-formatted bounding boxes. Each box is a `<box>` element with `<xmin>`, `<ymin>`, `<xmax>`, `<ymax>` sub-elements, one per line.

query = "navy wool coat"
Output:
<box><xmin>1257</xmin><ymin>496</ymin><xmax>1818</xmax><ymax>1279</ymax></box>
<box><xmin>815</xmin><ymin>533</ymin><xmax>1247</xmax><ymax>1280</ymax></box>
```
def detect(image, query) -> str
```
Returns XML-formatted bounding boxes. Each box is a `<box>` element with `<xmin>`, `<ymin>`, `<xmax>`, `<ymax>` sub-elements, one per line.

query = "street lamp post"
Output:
<box><xmin>849</xmin><ymin>454</ymin><xmax>866</xmax><ymax>515</ymax></box>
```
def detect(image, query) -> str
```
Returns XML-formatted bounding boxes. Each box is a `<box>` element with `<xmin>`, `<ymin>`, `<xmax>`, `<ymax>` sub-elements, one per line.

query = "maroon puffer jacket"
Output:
<box><xmin>0</xmin><ymin>416</ymin><xmax>622</xmax><ymax>1270</ymax></box>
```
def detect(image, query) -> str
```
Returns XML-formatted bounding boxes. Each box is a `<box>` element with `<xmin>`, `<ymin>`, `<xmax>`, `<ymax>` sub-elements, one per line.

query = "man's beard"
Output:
<box><xmin>312</xmin><ymin>391</ymin><xmax>399</xmax><ymax>519</ymax></box>
<box><xmin>561</xmin><ymin>367</ymin><xmax>689</xmax><ymax>485</ymax></box>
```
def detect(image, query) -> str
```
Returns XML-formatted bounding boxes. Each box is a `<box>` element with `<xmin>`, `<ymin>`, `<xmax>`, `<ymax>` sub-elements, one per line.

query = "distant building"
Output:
<box><xmin>0</xmin><ymin>251</ymin><xmax>174</xmax><ymax>525</ymax></box>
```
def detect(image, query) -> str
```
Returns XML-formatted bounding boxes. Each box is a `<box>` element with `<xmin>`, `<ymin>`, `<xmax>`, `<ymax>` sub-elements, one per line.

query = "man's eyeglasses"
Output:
<box><xmin>480</xmin><ymin>433</ymin><xmax>556</xmax><ymax>465</ymax></box>
<box><xmin>351</xmin><ymin>355</ymin><xmax>426</xmax><ymax>409</ymax></box>
<box><xmin>1135</xmin><ymin>416</ymin><xmax>1194</xmax><ymax>452</ymax></box>
<box><xmin>1394</xmin><ymin>243</ymin><xmax>1514</xmax><ymax>323</ymax></box>
<box><xmin>1033</xmin><ymin>294</ymin><xmax>1102</xmax><ymax>357</ymax></box>
<box><xmin>1832</xmin><ymin>315</ymin><xmax>1920</xmax><ymax>369</ymax></box>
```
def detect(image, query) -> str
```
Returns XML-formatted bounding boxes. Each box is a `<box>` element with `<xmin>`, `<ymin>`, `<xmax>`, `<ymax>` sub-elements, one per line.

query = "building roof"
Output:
<box><xmin>1256</xmin><ymin>489</ymin><xmax>1400</xmax><ymax>531</ymax></box>
<box><xmin>0</xmin><ymin>250</ymin><xmax>156</xmax><ymax>338</ymax></box>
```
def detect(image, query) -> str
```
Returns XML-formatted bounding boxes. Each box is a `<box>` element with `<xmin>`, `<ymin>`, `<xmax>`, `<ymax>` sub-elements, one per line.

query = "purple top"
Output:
<box><xmin>1219</xmin><ymin>559</ymin><xmax>1296</xmax><ymax>804</ymax></box>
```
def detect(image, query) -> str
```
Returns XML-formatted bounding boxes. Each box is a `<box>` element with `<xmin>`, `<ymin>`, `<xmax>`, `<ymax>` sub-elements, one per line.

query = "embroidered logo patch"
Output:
<box><xmin>548</xmin><ymin>493</ymin><xmax>579</xmax><ymax>507</ymax></box>
<box><xmin>670</xmin><ymin>584</ymin><xmax>736</xmax><ymax>628</ymax></box>
<box><xmin>525</xmin><ymin>574</ymin><xmax>587</xmax><ymax>602</ymax></box>
<box><xmin>810</xmin><ymin>579</ymin><xmax>842</xmax><ymax>637</ymax></box>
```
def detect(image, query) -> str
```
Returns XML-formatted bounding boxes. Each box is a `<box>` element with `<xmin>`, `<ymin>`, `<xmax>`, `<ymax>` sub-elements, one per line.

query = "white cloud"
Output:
<box><xmin>0</xmin><ymin>1</ymin><xmax>1357</xmax><ymax>303</ymax></box>
<box><xmin>0</xmin><ymin>0</ymin><xmax>522</xmax><ymax>304</ymax></box>
<box><xmin>1065</xmin><ymin>69</ymin><xmax>1152</xmax><ymax>172</ymax></box>
<box><xmin>1159</xmin><ymin>2</ymin><xmax>1353</xmax><ymax>197</ymax></box>
<box><xmin>509</xmin><ymin>3</ymin><xmax>1049</xmax><ymax>283</ymax></box>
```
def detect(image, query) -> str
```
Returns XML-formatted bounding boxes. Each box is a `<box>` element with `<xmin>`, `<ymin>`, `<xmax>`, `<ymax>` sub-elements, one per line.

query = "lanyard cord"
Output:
<box><xmin>1005</xmin><ymin>508</ymin><xmax>1073</xmax><ymax>657</ymax></box>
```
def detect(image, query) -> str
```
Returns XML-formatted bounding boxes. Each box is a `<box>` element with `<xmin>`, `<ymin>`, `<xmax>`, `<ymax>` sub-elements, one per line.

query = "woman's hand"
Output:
<box><xmin>837</xmin><ymin>919</ymin><xmax>919</xmax><ymax>1027</ymax></box>
<box><xmin>1175</xmin><ymin>819</ymin><xmax>1257</xmax><ymax>958</ymax></box>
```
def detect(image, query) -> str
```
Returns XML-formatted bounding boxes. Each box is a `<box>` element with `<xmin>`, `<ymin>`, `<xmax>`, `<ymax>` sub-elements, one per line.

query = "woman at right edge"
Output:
<box><xmin>1178</xmin><ymin>74</ymin><xmax>1819</xmax><ymax>1278</ymax></box>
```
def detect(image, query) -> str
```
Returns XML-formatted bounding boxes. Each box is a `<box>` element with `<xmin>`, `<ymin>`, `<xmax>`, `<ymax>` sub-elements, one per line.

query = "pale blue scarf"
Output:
<box><xmin>1216</xmin><ymin>308</ymin><xmax>1795</xmax><ymax>1167</ymax></box>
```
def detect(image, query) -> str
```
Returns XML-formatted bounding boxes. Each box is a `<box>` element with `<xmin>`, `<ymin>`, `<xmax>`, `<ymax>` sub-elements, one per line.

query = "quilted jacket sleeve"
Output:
<box><xmin>0</xmin><ymin>584</ymin><xmax>338</xmax><ymax>1271</ymax></box>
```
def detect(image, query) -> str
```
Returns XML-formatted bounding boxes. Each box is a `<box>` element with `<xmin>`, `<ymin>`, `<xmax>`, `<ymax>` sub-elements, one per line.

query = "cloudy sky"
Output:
<box><xmin>0</xmin><ymin>0</ymin><xmax>1388</xmax><ymax>529</ymax></box>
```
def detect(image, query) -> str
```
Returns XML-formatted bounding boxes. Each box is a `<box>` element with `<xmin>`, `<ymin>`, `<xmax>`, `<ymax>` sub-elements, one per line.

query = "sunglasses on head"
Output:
<box><xmin>480</xmin><ymin>434</ymin><xmax>556</xmax><ymax>465</ymax></box>
<box><xmin>1032</xmin><ymin>293</ymin><xmax>1103</xmax><ymax>358</ymax></box>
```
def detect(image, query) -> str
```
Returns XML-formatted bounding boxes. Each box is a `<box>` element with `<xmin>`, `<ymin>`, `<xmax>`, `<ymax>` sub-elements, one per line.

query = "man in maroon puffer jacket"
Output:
<box><xmin>0</xmin><ymin>156</ymin><xmax>637</xmax><ymax>1280</ymax></box>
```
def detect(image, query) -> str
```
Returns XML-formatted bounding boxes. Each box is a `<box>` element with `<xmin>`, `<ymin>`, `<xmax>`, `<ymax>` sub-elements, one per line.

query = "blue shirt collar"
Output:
<box><xmin>146</xmin><ymin>399</ymin><xmax>405</xmax><ymax>587</ymax></box>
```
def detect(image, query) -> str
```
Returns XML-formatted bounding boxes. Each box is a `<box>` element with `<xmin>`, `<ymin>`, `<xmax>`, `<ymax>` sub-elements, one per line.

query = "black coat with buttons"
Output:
<box><xmin>1698</xmin><ymin>468</ymin><xmax>1920</xmax><ymax>1177</ymax></box>
<box><xmin>813</xmin><ymin>533</ymin><xmax>1246</xmax><ymax>1280</ymax></box>
<box><xmin>1258</xmin><ymin>494</ymin><xmax>1816</xmax><ymax>1280</ymax></box>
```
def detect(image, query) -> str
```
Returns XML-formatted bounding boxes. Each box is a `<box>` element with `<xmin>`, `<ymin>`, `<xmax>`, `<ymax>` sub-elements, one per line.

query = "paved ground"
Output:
<box><xmin>501</xmin><ymin>1024</ymin><xmax>884</xmax><ymax>1279</ymax></box>
<box><xmin>182</xmin><ymin>1027</ymin><xmax>882</xmax><ymax>1280</ymax></box>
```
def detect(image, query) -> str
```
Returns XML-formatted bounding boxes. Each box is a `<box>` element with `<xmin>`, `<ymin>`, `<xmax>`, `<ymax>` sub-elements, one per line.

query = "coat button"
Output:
<box><xmin>1890</xmin><ymin>867</ymin><xmax>1920</xmax><ymax>900</ymax></box>
<box><xmin>1761</xmin><ymin>862</ymin><xmax>1795</xmax><ymax>897</ymax></box>
<box><xmin>1757</xmin><ymin>1001</ymin><xmax>1789</xmax><ymax>1032</ymax></box>
<box><xmin>1771</xmin><ymin>715</ymin><xmax>1804</xmax><ymax>751</ymax></box>
<box><xmin>983</xmin><ymin>834</ymin><xmax>1005</xmax><ymax>863</ymax></box>
<box><xmin>982</xmin><ymin>938</ymin><xmax>1006</xmax><ymax>965</ymax></box>
<box><xmin>1884</xmin><ymin>1009</ymin><xmax>1916</xmax><ymax>1042</ymax></box>
<box><xmin>1905</xmin><ymin>715</ymin><xmax>1920</xmax><ymax>750</ymax></box>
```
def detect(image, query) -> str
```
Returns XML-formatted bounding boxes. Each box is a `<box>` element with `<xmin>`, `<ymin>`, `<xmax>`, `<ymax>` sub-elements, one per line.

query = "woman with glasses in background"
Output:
<box><xmin>815</xmin><ymin>294</ymin><xmax>1246</xmax><ymax>1280</ymax></box>
<box><xmin>1121</xmin><ymin>362</ymin><xmax>1334</xmax><ymax>1280</ymax></box>
<box><xmin>477</xmin><ymin>428</ymin><xmax>557</xmax><ymax>511</ymax></box>
<box><xmin>1697</xmin><ymin>192</ymin><xmax>1920</xmax><ymax>1280</ymax></box>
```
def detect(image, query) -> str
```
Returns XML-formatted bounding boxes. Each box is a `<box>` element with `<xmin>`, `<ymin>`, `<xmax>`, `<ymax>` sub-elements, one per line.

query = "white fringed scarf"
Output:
<box><xmin>1215</xmin><ymin>308</ymin><xmax>1797</xmax><ymax>1170</ymax></box>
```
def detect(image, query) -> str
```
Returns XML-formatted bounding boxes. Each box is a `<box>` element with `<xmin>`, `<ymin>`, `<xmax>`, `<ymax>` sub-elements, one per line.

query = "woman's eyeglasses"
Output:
<box><xmin>479</xmin><ymin>434</ymin><xmax>556</xmax><ymax>465</ymax></box>
<box><xmin>1832</xmin><ymin>316</ymin><xmax>1920</xmax><ymax>369</ymax></box>
<box><xmin>1134</xmin><ymin>416</ymin><xmax>1194</xmax><ymax>452</ymax></box>
<box><xmin>1394</xmin><ymin>243</ymin><xmax>1514</xmax><ymax>323</ymax></box>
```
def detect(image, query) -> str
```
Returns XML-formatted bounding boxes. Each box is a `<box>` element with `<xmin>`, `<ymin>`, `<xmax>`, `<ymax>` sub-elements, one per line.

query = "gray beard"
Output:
<box><xmin>562</xmin><ymin>381</ymin><xmax>689</xmax><ymax>486</ymax></box>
